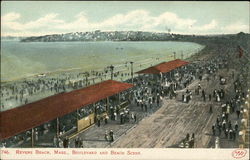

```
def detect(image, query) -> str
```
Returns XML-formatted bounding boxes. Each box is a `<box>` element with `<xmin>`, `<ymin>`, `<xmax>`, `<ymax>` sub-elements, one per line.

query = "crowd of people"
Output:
<box><xmin>53</xmin><ymin>48</ymin><xmax>247</xmax><ymax>148</ymax></box>
<box><xmin>211</xmin><ymin>77</ymin><xmax>247</xmax><ymax>147</ymax></box>
<box><xmin>1</xmin><ymin>34</ymin><xmax>249</xmax><ymax>148</ymax></box>
<box><xmin>0</xmin><ymin>58</ymin><xmax>160</xmax><ymax>111</ymax></box>
<box><xmin>179</xmin><ymin>133</ymin><xmax>195</xmax><ymax>148</ymax></box>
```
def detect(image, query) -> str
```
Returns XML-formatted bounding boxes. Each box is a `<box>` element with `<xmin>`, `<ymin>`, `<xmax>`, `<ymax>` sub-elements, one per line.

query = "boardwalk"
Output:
<box><xmin>112</xmin><ymin>69</ymin><xmax>236</xmax><ymax>148</ymax></box>
<box><xmin>111</xmin><ymin>100</ymin><xmax>219</xmax><ymax>148</ymax></box>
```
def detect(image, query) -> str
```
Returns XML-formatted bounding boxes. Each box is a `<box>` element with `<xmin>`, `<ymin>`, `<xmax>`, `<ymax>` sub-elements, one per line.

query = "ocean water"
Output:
<box><xmin>1</xmin><ymin>41</ymin><xmax>203</xmax><ymax>81</ymax></box>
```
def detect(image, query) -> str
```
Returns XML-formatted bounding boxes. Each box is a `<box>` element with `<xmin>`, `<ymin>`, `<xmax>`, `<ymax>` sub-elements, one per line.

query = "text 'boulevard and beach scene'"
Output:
<box><xmin>0</xmin><ymin>1</ymin><xmax>249</xmax><ymax>153</ymax></box>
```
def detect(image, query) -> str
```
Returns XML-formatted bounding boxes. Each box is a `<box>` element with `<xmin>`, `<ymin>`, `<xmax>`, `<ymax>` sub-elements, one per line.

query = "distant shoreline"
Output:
<box><xmin>18</xmin><ymin>31</ymin><xmax>247</xmax><ymax>42</ymax></box>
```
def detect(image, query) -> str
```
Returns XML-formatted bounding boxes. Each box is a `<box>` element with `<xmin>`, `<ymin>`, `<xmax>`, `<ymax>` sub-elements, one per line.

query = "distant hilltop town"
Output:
<box><xmin>20</xmin><ymin>30</ymin><xmax>186</xmax><ymax>42</ymax></box>
<box><xmin>2</xmin><ymin>31</ymin><xmax>248</xmax><ymax>42</ymax></box>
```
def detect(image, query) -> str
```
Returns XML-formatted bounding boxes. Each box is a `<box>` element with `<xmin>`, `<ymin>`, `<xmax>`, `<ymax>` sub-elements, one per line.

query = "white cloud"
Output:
<box><xmin>2</xmin><ymin>12</ymin><xmax>64</xmax><ymax>31</ymax></box>
<box><xmin>155</xmin><ymin>12</ymin><xmax>197</xmax><ymax>29</ymax></box>
<box><xmin>2</xmin><ymin>12</ymin><xmax>21</xmax><ymax>22</ymax></box>
<box><xmin>191</xmin><ymin>20</ymin><xmax>218</xmax><ymax>31</ymax></box>
<box><xmin>222</xmin><ymin>22</ymin><xmax>249</xmax><ymax>33</ymax></box>
<box><xmin>24</xmin><ymin>13</ymin><xmax>64</xmax><ymax>29</ymax></box>
<box><xmin>101</xmin><ymin>10</ymin><xmax>150</xmax><ymax>27</ymax></box>
<box><xmin>182</xmin><ymin>19</ymin><xmax>218</xmax><ymax>34</ymax></box>
<box><xmin>1</xmin><ymin>10</ymin><xmax>249</xmax><ymax>36</ymax></box>
<box><xmin>56</xmin><ymin>12</ymin><xmax>89</xmax><ymax>30</ymax></box>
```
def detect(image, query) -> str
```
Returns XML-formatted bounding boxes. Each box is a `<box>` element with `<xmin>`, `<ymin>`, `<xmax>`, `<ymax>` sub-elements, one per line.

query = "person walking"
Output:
<box><xmin>229</xmin><ymin>129</ymin><xmax>233</xmax><ymax>140</ymax></box>
<box><xmin>222</xmin><ymin>120</ymin><xmax>226</xmax><ymax>131</ymax></box>
<box><xmin>97</xmin><ymin>117</ymin><xmax>101</xmax><ymax>127</ymax></box>
<box><xmin>157</xmin><ymin>96</ymin><xmax>160</xmax><ymax>107</ymax></box>
<box><xmin>53</xmin><ymin>136</ymin><xmax>58</xmax><ymax>147</ymax></box>
<box><xmin>74</xmin><ymin>137</ymin><xmax>79</xmax><ymax>148</ymax></box>
<box><xmin>105</xmin><ymin>130</ymin><xmax>109</xmax><ymax>141</ymax></box>
<box><xmin>58</xmin><ymin>138</ymin><xmax>63</xmax><ymax>148</ymax></box>
<box><xmin>232</xmin><ymin>129</ymin><xmax>236</xmax><ymax>141</ymax></box>
<box><xmin>190</xmin><ymin>134</ymin><xmax>195</xmax><ymax>148</ymax></box>
<box><xmin>209</xmin><ymin>105</ymin><xmax>213</xmax><ymax>113</ymax></box>
<box><xmin>63</xmin><ymin>137</ymin><xmax>69</xmax><ymax>148</ymax></box>
<box><xmin>186</xmin><ymin>133</ymin><xmax>190</xmax><ymax>141</ymax></box>
<box><xmin>202</xmin><ymin>90</ymin><xmax>206</xmax><ymax>102</ymax></box>
<box><xmin>109</xmin><ymin>130</ymin><xmax>114</xmax><ymax>142</ymax></box>
<box><xmin>104</xmin><ymin>115</ymin><xmax>108</xmax><ymax>124</ymax></box>
<box><xmin>234</xmin><ymin>121</ymin><xmax>238</xmax><ymax>131</ymax></box>
<box><xmin>228</xmin><ymin>120</ymin><xmax>232</xmax><ymax>129</ymax></box>
<box><xmin>114</xmin><ymin>112</ymin><xmax>117</xmax><ymax>121</ymax></box>
<box><xmin>236</xmin><ymin>110</ymin><xmax>240</xmax><ymax>119</ymax></box>
<box><xmin>140</xmin><ymin>101</ymin><xmax>144</xmax><ymax>111</ymax></box>
<box><xmin>120</xmin><ymin>112</ymin><xmax>124</xmax><ymax>124</ymax></box>
<box><xmin>150</xmin><ymin>101</ymin><xmax>153</xmax><ymax>110</ymax></box>
<box><xmin>224</xmin><ymin>129</ymin><xmax>229</xmax><ymax>139</ymax></box>
<box><xmin>79</xmin><ymin>138</ymin><xmax>83</xmax><ymax>148</ymax></box>
<box><xmin>35</xmin><ymin>130</ymin><xmax>39</xmax><ymax>141</ymax></box>
<box><xmin>134</xmin><ymin>113</ymin><xmax>137</xmax><ymax>123</ymax></box>
<box><xmin>218</xmin><ymin>125</ymin><xmax>221</xmax><ymax>136</ymax></box>
<box><xmin>131</xmin><ymin>112</ymin><xmax>134</xmax><ymax>122</ymax></box>
<box><xmin>212</xmin><ymin>124</ymin><xmax>216</xmax><ymax>136</ymax></box>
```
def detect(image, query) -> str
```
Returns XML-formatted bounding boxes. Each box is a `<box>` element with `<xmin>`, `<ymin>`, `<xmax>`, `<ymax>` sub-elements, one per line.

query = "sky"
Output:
<box><xmin>1</xmin><ymin>1</ymin><xmax>249</xmax><ymax>36</ymax></box>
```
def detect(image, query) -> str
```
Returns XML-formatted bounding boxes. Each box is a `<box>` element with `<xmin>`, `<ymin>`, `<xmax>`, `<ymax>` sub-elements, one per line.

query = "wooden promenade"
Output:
<box><xmin>112</xmin><ymin>69</ymin><xmax>236</xmax><ymax>148</ymax></box>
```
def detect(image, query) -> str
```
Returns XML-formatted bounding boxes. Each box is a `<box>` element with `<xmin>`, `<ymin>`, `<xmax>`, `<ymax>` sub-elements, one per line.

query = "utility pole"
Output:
<box><xmin>173</xmin><ymin>52</ymin><xmax>176</xmax><ymax>59</ymax></box>
<box><xmin>84</xmin><ymin>72</ymin><xmax>89</xmax><ymax>86</ymax></box>
<box><xmin>85</xmin><ymin>76</ymin><xmax>88</xmax><ymax>86</ymax></box>
<box><xmin>181</xmin><ymin>51</ymin><xmax>184</xmax><ymax>60</ymax></box>
<box><xmin>130</xmin><ymin>61</ymin><xmax>134</xmax><ymax>84</ymax></box>
<box><xmin>56</xmin><ymin>118</ymin><xmax>59</xmax><ymax>139</ymax></box>
<box><xmin>109</xmin><ymin>65</ymin><xmax>114</xmax><ymax>80</ymax></box>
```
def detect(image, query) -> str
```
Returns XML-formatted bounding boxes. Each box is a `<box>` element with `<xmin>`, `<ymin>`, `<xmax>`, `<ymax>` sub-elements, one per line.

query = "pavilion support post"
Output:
<box><xmin>76</xmin><ymin>109</ymin><xmax>79</xmax><ymax>121</ymax></box>
<box><xmin>93</xmin><ymin>103</ymin><xmax>97</xmax><ymax>123</ymax></box>
<box><xmin>31</xmin><ymin>128</ymin><xmax>34</xmax><ymax>148</ymax></box>
<box><xmin>93</xmin><ymin>103</ymin><xmax>96</xmax><ymax>114</ymax></box>
<box><xmin>76</xmin><ymin>109</ymin><xmax>79</xmax><ymax>131</ymax></box>
<box><xmin>106</xmin><ymin>97</ymin><xmax>110</xmax><ymax>114</ymax></box>
<box><xmin>118</xmin><ymin>93</ymin><xmax>121</xmax><ymax>104</ymax></box>
<box><xmin>160</xmin><ymin>72</ymin><xmax>163</xmax><ymax>84</ymax></box>
<box><xmin>56</xmin><ymin>117</ymin><xmax>59</xmax><ymax>139</ymax></box>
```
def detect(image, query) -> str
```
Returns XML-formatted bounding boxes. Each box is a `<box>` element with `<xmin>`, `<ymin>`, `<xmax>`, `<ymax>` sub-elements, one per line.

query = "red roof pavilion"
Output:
<box><xmin>137</xmin><ymin>59</ymin><xmax>189</xmax><ymax>74</ymax></box>
<box><xmin>0</xmin><ymin>80</ymin><xmax>133</xmax><ymax>140</ymax></box>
